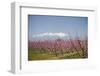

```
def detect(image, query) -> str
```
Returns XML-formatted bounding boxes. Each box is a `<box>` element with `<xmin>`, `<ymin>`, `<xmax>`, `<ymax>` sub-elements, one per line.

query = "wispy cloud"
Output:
<box><xmin>32</xmin><ymin>32</ymin><xmax>68</xmax><ymax>40</ymax></box>
<box><xmin>33</xmin><ymin>32</ymin><xmax>67</xmax><ymax>37</ymax></box>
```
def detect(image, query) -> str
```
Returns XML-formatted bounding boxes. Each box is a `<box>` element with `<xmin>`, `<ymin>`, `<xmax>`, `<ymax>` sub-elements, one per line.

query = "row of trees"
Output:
<box><xmin>28</xmin><ymin>37</ymin><xmax>88</xmax><ymax>58</ymax></box>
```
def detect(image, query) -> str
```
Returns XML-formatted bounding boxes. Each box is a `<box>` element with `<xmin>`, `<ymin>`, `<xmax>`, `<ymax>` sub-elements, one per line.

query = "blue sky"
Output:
<box><xmin>28</xmin><ymin>15</ymin><xmax>88</xmax><ymax>41</ymax></box>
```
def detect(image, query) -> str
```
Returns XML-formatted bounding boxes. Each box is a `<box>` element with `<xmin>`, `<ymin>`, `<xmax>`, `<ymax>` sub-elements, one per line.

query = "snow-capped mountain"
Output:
<box><xmin>32</xmin><ymin>32</ymin><xmax>68</xmax><ymax>41</ymax></box>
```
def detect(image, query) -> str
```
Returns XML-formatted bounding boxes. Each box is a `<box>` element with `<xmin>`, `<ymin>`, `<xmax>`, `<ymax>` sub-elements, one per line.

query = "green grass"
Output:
<box><xmin>28</xmin><ymin>49</ymin><xmax>88</xmax><ymax>61</ymax></box>
<box><xmin>28</xmin><ymin>49</ymin><xmax>55</xmax><ymax>60</ymax></box>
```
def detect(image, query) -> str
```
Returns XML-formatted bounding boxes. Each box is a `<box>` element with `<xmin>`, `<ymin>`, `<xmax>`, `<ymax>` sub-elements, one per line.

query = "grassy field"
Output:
<box><xmin>28</xmin><ymin>48</ymin><xmax>88</xmax><ymax>60</ymax></box>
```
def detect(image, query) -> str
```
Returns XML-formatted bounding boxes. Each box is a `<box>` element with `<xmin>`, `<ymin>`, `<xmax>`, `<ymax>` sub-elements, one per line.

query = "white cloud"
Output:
<box><xmin>33</xmin><ymin>32</ymin><xmax>68</xmax><ymax>38</ymax></box>
<box><xmin>32</xmin><ymin>32</ymin><xmax>68</xmax><ymax>41</ymax></box>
